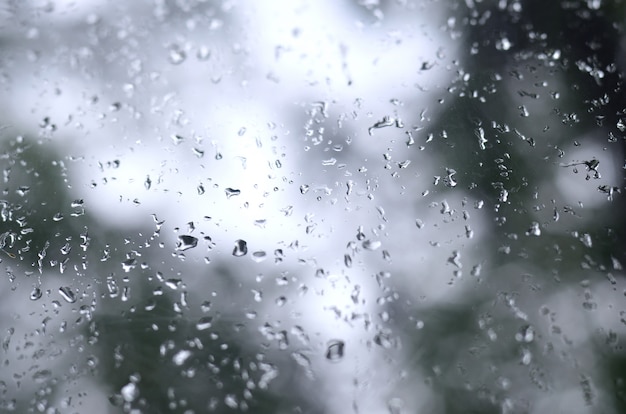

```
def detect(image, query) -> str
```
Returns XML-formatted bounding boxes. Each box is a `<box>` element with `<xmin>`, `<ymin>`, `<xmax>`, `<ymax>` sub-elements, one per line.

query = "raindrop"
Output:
<box><xmin>30</xmin><ymin>287</ymin><xmax>42</xmax><ymax>300</ymax></box>
<box><xmin>580</xmin><ymin>233</ymin><xmax>593</xmax><ymax>248</ymax></box>
<box><xmin>233</xmin><ymin>239</ymin><xmax>248</xmax><ymax>257</ymax></box>
<box><xmin>172</xmin><ymin>349</ymin><xmax>192</xmax><ymax>366</ymax></box>
<box><xmin>32</xmin><ymin>369</ymin><xmax>51</xmax><ymax>384</ymax></box>
<box><xmin>325</xmin><ymin>340</ymin><xmax>345</xmax><ymax>362</ymax></box>
<box><xmin>59</xmin><ymin>286</ymin><xmax>76</xmax><ymax>303</ymax></box>
<box><xmin>368</xmin><ymin>116</ymin><xmax>396</xmax><ymax>135</ymax></box>
<box><xmin>363</xmin><ymin>240</ymin><xmax>381</xmax><ymax>251</ymax></box>
<box><xmin>121</xmin><ymin>382</ymin><xmax>139</xmax><ymax>402</ymax></box>
<box><xmin>16</xmin><ymin>186</ymin><xmax>30</xmax><ymax>196</ymax></box>
<box><xmin>196</xmin><ymin>316</ymin><xmax>213</xmax><ymax>331</ymax></box>
<box><xmin>388</xmin><ymin>397</ymin><xmax>405</xmax><ymax>414</ymax></box>
<box><xmin>225</xmin><ymin>188</ymin><xmax>241</xmax><ymax>198</ymax></box>
<box><xmin>515</xmin><ymin>325</ymin><xmax>535</xmax><ymax>343</ymax></box>
<box><xmin>299</xmin><ymin>184</ymin><xmax>310</xmax><ymax>194</ymax></box>
<box><xmin>525</xmin><ymin>222</ymin><xmax>541</xmax><ymax>236</ymax></box>
<box><xmin>197</xmin><ymin>45</ymin><xmax>211</xmax><ymax>61</ymax></box>
<box><xmin>344</xmin><ymin>254</ymin><xmax>352</xmax><ymax>268</ymax></box>
<box><xmin>475</xmin><ymin>127</ymin><xmax>488</xmax><ymax>150</ymax></box>
<box><xmin>176</xmin><ymin>235</ymin><xmax>198</xmax><ymax>251</ymax></box>
<box><xmin>122</xmin><ymin>258</ymin><xmax>137</xmax><ymax>272</ymax></box>
<box><xmin>444</xmin><ymin>168</ymin><xmax>457</xmax><ymax>187</ymax></box>
<box><xmin>252</xmin><ymin>251</ymin><xmax>267</xmax><ymax>262</ymax></box>
<box><xmin>60</xmin><ymin>242</ymin><xmax>72</xmax><ymax>255</ymax></box>
<box><xmin>168</xmin><ymin>47</ymin><xmax>186</xmax><ymax>65</ymax></box>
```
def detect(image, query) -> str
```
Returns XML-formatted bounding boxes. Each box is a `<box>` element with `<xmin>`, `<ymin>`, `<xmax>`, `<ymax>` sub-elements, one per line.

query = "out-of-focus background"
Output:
<box><xmin>0</xmin><ymin>0</ymin><xmax>625</xmax><ymax>413</ymax></box>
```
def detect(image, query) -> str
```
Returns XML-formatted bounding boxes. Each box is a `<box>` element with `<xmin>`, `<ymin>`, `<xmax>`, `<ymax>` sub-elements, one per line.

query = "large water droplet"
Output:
<box><xmin>325</xmin><ymin>340</ymin><xmax>345</xmax><ymax>362</ymax></box>
<box><xmin>176</xmin><ymin>235</ymin><xmax>198</xmax><ymax>251</ymax></box>
<box><xmin>232</xmin><ymin>239</ymin><xmax>248</xmax><ymax>257</ymax></box>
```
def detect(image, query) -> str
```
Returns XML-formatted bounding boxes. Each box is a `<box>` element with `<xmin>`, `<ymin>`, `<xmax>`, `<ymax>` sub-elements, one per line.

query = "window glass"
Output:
<box><xmin>0</xmin><ymin>1</ymin><xmax>624</xmax><ymax>413</ymax></box>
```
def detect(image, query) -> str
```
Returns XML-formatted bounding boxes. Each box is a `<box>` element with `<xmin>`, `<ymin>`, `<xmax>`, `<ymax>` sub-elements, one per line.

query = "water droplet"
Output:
<box><xmin>60</xmin><ymin>242</ymin><xmax>71</xmax><ymax>255</ymax></box>
<box><xmin>16</xmin><ymin>186</ymin><xmax>30</xmax><ymax>196</ymax></box>
<box><xmin>252</xmin><ymin>251</ymin><xmax>267</xmax><ymax>262</ymax></box>
<box><xmin>196</xmin><ymin>316</ymin><xmax>213</xmax><ymax>331</ymax></box>
<box><xmin>368</xmin><ymin>116</ymin><xmax>396</xmax><ymax>135</ymax></box>
<box><xmin>515</xmin><ymin>325</ymin><xmax>535</xmax><ymax>343</ymax></box>
<box><xmin>325</xmin><ymin>340</ymin><xmax>345</xmax><ymax>361</ymax></box>
<box><xmin>233</xmin><ymin>239</ymin><xmax>248</xmax><ymax>257</ymax></box>
<box><xmin>122</xmin><ymin>258</ymin><xmax>137</xmax><ymax>272</ymax></box>
<box><xmin>196</xmin><ymin>45</ymin><xmax>211</xmax><ymax>61</ymax></box>
<box><xmin>225</xmin><ymin>188</ymin><xmax>241</xmax><ymax>199</ymax></box>
<box><xmin>176</xmin><ymin>235</ymin><xmax>198</xmax><ymax>251</ymax></box>
<box><xmin>344</xmin><ymin>254</ymin><xmax>352</xmax><ymax>268</ymax></box>
<box><xmin>30</xmin><ymin>287</ymin><xmax>42</xmax><ymax>300</ymax></box>
<box><xmin>525</xmin><ymin>222</ymin><xmax>541</xmax><ymax>236</ymax></box>
<box><xmin>362</xmin><ymin>240</ymin><xmax>381</xmax><ymax>251</ymax></box>
<box><xmin>52</xmin><ymin>212</ymin><xmax>64</xmax><ymax>221</ymax></box>
<box><xmin>168</xmin><ymin>47</ymin><xmax>186</xmax><ymax>65</ymax></box>
<box><xmin>299</xmin><ymin>184</ymin><xmax>310</xmax><ymax>194</ymax></box>
<box><xmin>59</xmin><ymin>286</ymin><xmax>76</xmax><ymax>303</ymax></box>
<box><xmin>475</xmin><ymin>127</ymin><xmax>488</xmax><ymax>150</ymax></box>
<box><xmin>32</xmin><ymin>369</ymin><xmax>51</xmax><ymax>384</ymax></box>
<box><xmin>121</xmin><ymin>382</ymin><xmax>139</xmax><ymax>402</ymax></box>
<box><xmin>172</xmin><ymin>349</ymin><xmax>192</xmax><ymax>366</ymax></box>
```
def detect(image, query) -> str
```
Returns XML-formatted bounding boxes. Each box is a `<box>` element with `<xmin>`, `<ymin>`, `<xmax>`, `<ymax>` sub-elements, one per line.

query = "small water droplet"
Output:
<box><xmin>121</xmin><ymin>382</ymin><xmax>139</xmax><ymax>402</ymax></box>
<box><xmin>233</xmin><ymin>239</ymin><xmax>248</xmax><ymax>257</ymax></box>
<box><xmin>32</xmin><ymin>369</ymin><xmax>52</xmax><ymax>384</ymax></box>
<box><xmin>122</xmin><ymin>258</ymin><xmax>137</xmax><ymax>272</ymax></box>
<box><xmin>300</xmin><ymin>184</ymin><xmax>310</xmax><ymax>194</ymax></box>
<box><xmin>168</xmin><ymin>47</ymin><xmax>186</xmax><ymax>65</ymax></box>
<box><xmin>225</xmin><ymin>188</ymin><xmax>241</xmax><ymax>198</ymax></box>
<box><xmin>176</xmin><ymin>235</ymin><xmax>198</xmax><ymax>251</ymax></box>
<box><xmin>30</xmin><ymin>287</ymin><xmax>42</xmax><ymax>300</ymax></box>
<box><xmin>515</xmin><ymin>325</ymin><xmax>535</xmax><ymax>343</ymax></box>
<box><xmin>196</xmin><ymin>45</ymin><xmax>211</xmax><ymax>61</ymax></box>
<box><xmin>362</xmin><ymin>240</ymin><xmax>381</xmax><ymax>251</ymax></box>
<box><xmin>196</xmin><ymin>316</ymin><xmax>213</xmax><ymax>331</ymax></box>
<box><xmin>60</xmin><ymin>242</ymin><xmax>71</xmax><ymax>255</ymax></box>
<box><xmin>325</xmin><ymin>340</ymin><xmax>345</xmax><ymax>361</ymax></box>
<box><xmin>525</xmin><ymin>222</ymin><xmax>541</xmax><ymax>236</ymax></box>
<box><xmin>59</xmin><ymin>286</ymin><xmax>76</xmax><ymax>303</ymax></box>
<box><xmin>16</xmin><ymin>186</ymin><xmax>30</xmax><ymax>196</ymax></box>
<box><xmin>172</xmin><ymin>349</ymin><xmax>192</xmax><ymax>366</ymax></box>
<box><xmin>252</xmin><ymin>251</ymin><xmax>267</xmax><ymax>262</ymax></box>
<box><xmin>344</xmin><ymin>254</ymin><xmax>352</xmax><ymax>268</ymax></box>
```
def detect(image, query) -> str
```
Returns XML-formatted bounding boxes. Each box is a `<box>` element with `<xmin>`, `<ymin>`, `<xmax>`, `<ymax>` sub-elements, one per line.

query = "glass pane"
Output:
<box><xmin>0</xmin><ymin>1</ymin><xmax>624</xmax><ymax>413</ymax></box>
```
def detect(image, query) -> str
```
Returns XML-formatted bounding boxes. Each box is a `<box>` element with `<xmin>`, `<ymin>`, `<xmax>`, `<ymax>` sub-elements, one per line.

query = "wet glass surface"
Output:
<box><xmin>0</xmin><ymin>1</ymin><xmax>625</xmax><ymax>413</ymax></box>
